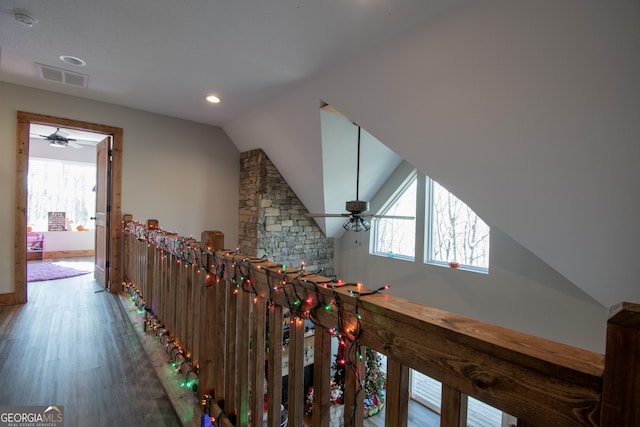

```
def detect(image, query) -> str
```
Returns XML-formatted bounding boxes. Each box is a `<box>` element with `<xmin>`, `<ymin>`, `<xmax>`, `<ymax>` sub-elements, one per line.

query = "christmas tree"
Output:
<box><xmin>329</xmin><ymin>339</ymin><xmax>386</xmax><ymax>417</ymax></box>
<box><xmin>363</xmin><ymin>347</ymin><xmax>385</xmax><ymax>417</ymax></box>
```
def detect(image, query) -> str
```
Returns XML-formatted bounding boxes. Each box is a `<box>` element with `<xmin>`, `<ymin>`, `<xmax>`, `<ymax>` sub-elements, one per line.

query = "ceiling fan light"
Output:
<box><xmin>343</xmin><ymin>216</ymin><xmax>371</xmax><ymax>232</ymax></box>
<box><xmin>49</xmin><ymin>140</ymin><xmax>67</xmax><ymax>148</ymax></box>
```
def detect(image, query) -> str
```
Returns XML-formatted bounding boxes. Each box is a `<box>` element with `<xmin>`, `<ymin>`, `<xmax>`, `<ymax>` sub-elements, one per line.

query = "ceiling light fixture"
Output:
<box><xmin>343</xmin><ymin>215</ymin><xmax>371</xmax><ymax>232</ymax></box>
<box><xmin>205</xmin><ymin>95</ymin><xmax>221</xmax><ymax>104</ymax></box>
<box><xmin>14</xmin><ymin>10</ymin><xmax>38</xmax><ymax>27</ymax></box>
<box><xmin>60</xmin><ymin>56</ymin><xmax>87</xmax><ymax>66</ymax></box>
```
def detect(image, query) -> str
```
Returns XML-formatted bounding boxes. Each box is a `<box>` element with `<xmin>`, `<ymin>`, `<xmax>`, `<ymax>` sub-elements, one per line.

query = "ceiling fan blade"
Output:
<box><xmin>304</xmin><ymin>213</ymin><xmax>350</xmax><ymax>218</ymax></box>
<box><xmin>364</xmin><ymin>214</ymin><xmax>415</xmax><ymax>220</ymax></box>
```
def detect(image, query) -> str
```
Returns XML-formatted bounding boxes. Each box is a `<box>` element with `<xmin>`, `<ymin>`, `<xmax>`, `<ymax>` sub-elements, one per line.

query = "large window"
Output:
<box><xmin>428</xmin><ymin>180</ymin><xmax>490</xmax><ymax>272</ymax></box>
<box><xmin>27</xmin><ymin>158</ymin><xmax>96</xmax><ymax>231</ymax></box>
<box><xmin>371</xmin><ymin>173</ymin><xmax>417</xmax><ymax>260</ymax></box>
<box><xmin>371</xmin><ymin>169</ymin><xmax>490</xmax><ymax>272</ymax></box>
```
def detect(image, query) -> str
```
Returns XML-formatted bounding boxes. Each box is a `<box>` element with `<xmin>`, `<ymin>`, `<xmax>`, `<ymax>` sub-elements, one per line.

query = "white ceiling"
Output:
<box><xmin>0</xmin><ymin>0</ymin><xmax>459</xmax><ymax>127</ymax></box>
<box><xmin>0</xmin><ymin>0</ymin><xmax>460</xmax><ymax>237</ymax></box>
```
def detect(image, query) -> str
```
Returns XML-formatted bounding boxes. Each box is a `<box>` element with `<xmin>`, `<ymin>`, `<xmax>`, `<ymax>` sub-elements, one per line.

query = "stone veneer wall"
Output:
<box><xmin>239</xmin><ymin>149</ymin><xmax>334</xmax><ymax>275</ymax></box>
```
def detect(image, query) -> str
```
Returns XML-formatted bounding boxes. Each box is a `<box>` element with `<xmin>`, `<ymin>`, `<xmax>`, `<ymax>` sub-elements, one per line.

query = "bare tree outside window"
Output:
<box><xmin>429</xmin><ymin>180</ymin><xmax>490</xmax><ymax>270</ymax></box>
<box><xmin>371</xmin><ymin>169</ymin><xmax>489</xmax><ymax>272</ymax></box>
<box><xmin>28</xmin><ymin>158</ymin><xmax>96</xmax><ymax>232</ymax></box>
<box><xmin>373</xmin><ymin>176</ymin><xmax>417</xmax><ymax>259</ymax></box>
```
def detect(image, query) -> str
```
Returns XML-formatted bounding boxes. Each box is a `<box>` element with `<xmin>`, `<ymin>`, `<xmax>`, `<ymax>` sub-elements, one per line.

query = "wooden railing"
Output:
<box><xmin>122</xmin><ymin>217</ymin><xmax>640</xmax><ymax>427</ymax></box>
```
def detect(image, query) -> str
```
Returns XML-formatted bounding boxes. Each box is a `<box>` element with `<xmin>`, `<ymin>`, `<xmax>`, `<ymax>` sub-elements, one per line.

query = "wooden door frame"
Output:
<box><xmin>13</xmin><ymin>111</ymin><xmax>123</xmax><ymax>303</ymax></box>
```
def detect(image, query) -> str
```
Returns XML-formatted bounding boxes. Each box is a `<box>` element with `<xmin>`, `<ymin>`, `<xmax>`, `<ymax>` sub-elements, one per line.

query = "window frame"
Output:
<box><xmin>370</xmin><ymin>170</ymin><xmax>418</xmax><ymax>261</ymax></box>
<box><xmin>370</xmin><ymin>165</ymin><xmax>490</xmax><ymax>274</ymax></box>
<box><xmin>425</xmin><ymin>178</ymin><xmax>490</xmax><ymax>274</ymax></box>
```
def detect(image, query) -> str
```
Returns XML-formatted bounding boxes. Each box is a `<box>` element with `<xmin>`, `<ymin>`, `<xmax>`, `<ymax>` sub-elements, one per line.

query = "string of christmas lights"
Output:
<box><xmin>122</xmin><ymin>220</ymin><xmax>393</xmax><ymax>426</ymax></box>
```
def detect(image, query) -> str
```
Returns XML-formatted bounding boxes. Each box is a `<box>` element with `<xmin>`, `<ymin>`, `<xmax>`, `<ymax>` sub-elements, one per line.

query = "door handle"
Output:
<box><xmin>90</xmin><ymin>217</ymin><xmax>96</xmax><ymax>220</ymax></box>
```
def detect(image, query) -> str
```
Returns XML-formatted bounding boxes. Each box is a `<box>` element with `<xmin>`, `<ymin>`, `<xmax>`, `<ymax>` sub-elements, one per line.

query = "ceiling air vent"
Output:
<box><xmin>37</xmin><ymin>63</ymin><xmax>89</xmax><ymax>88</ymax></box>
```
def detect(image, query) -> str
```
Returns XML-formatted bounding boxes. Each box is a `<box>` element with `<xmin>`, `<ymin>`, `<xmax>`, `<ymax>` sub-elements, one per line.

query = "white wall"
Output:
<box><xmin>225</xmin><ymin>0</ymin><xmax>640</xmax><ymax>352</ymax></box>
<box><xmin>41</xmin><ymin>231</ymin><xmax>95</xmax><ymax>252</ymax></box>
<box><xmin>0</xmin><ymin>82</ymin><xmax>240</xmax><ymax>295</ymax></box>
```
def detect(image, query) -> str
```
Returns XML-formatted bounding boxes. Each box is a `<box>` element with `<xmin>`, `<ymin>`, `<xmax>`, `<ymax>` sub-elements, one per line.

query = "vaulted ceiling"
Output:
<box><xmin>1</xmin><ymin>0</ymin><xmax>459</xmax><ymax>237</ymax></box>
<box><xmin>0</xmin><ymin>0</ymin><xmax>461</xmax><ymax>127</ymax></box>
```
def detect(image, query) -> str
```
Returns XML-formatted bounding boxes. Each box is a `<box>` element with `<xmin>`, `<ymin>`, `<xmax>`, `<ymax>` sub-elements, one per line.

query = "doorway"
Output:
<box><xmin>14</xmin><ymin>111</ymin><xmax>123</xmax><ymax>303</ymax></box>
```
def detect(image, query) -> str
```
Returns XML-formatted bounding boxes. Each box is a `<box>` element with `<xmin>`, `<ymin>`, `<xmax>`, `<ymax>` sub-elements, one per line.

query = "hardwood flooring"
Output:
<box><xmin>0</xmin><ymin>270</ymin><xmax>181</xmax><ymax>427</ymax></box>
<box><xmin>362</xmin><ymin>399</ymin><xmax>440</xmax><ymax>427</ymax></box>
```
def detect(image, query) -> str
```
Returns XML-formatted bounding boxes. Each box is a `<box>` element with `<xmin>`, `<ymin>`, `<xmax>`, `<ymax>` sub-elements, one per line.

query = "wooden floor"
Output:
<box><xmin>362</xmin><ymin>399</ymin><xmax>440</xmax><ymax>427</ymax></box>
<box><xmin>0</xmin><ymin>268</ymin><xmax>181</xmax><ymax>427</ymax></box>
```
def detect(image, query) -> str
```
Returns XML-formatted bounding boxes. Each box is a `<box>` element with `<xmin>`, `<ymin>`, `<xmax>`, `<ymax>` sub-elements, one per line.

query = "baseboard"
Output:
<box><xmin>0</xmin><ymin>292</ymin><xmax>17</xmax><ymax>306</ymax></box>
<box><xmin>44</xmin><ymin>250</ymin><xmax>95</xmax><ymax>259</ymax></box>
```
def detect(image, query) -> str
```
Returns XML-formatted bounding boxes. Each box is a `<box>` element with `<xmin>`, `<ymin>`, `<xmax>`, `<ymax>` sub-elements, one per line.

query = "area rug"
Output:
<box><xmin>27</xmin><ymin>261</ymin><xmax>93</xmax><ymax>282</ymax></box>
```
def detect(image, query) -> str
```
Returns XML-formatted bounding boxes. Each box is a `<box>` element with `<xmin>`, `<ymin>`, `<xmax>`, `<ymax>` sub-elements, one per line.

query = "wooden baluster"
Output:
<box><xmin>287</xmin><ymin>316</ymin><xmax>306</xmax><ymax>427</ymax></box>
<box><xmin>237</xmin><ymin>288</ymin><xmax>251</xmax><ymax>425</ymax></box>
<box><xmin>225</xmin><ymin>280</ymin><xmax>239</xmax><ymax>421</ymax></box>
<box><xmin>185</xmin><ymin>259</ymin><xmax>195</xmax><ymax>362</ymax></box>
<box><xmin>441</xmin><ymin>384</ymin><xmax>467</xmax><ymax>427</ymax></box>
<box><xmin>214</xmin><ymin>259</ymin><xmax>228</xmax><ymax>409</ymax></box>
<box><xmin>145</xmin><ymin>236</ymin><xmax>155</xmax><ymax>312</ymax></box>
<box><xmin>312</xmin><ymin>327</ymin><xmax>332</xmax><ymax>427</ymax></box>
<box><xmin>385</xmin><ymin>358</ymin><xmax>409</xmax><ymax>427</ymax></box>
<box><xmin>122</xmin><ymin>215</ymin><xmax>133</xmax><ymax>282</ymax></box>
<box><xmin>197</xmin><ymin>232</ymin><xmax>224</xmax><ymax>404</ymax></box>
<box><xmin>343</xmin><ymin>342</ymin><xmax>365</xmax><ymax>427</ymax></box>
<box><xmin>198</xmin><ymin>261</ymin><xmax>214</xmax><ymax>403</ymax></box>
<box><xmin>600</xmin><ymin>301</ymin><xmax>640</xmax><ymax>426</ymax></box>
<box><xmin>251</xmin><ymin>296</ymin><xmax>267</xmax><ymax>427</ymax></box>
<box><xmin>267</xmin><ymin>304</ymin><xmax>284</xmax><ymax>427</ymax></box>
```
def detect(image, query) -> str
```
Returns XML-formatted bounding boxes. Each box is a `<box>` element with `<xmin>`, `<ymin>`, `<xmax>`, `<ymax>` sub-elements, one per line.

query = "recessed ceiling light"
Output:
<box><xmin>60</xmin><ymin>56</ymin><xmax>87</xmax><ymax>66</ymax></box>
<box><xmin>14</xmin><ymin>10</ymin><xmax>38</xmax><ymax>27</ymax></box>
<box><xmin>205</xmin><ymin>95</ymin><xmax>221</xmax><ymax>104</ymax></box>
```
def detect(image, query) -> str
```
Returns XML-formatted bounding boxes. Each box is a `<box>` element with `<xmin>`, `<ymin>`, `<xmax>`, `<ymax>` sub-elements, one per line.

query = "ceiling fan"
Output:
<box><xmin>305</xmin><ymin>124</ymin><xmax>414</xmax><ymax>232</ymax></box>
<box><xmin>31</xmin><ymin>128</ymin><xmax>85</xmax><ymax>148</ymax></box>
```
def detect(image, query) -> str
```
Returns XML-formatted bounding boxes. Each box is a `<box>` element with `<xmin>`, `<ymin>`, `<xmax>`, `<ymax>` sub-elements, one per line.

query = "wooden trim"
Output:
<box><xmin>14</xmin><ymin>114</ymin><xmax>29</xmax><ymax>303</ymax></box>
<box><xmin>43</xmin><ymin>250</ymin><xmax>95</xmax><ymax>259</ymax></box>
<box><xmin>14</xmin><ymin>112</ymin><xmax>123</xmax><ymax>302</ymax></box>
<box><xmin>0</xmin><ymin>292</ymin><xmax>17</xmax><ymax>306</ymax></box>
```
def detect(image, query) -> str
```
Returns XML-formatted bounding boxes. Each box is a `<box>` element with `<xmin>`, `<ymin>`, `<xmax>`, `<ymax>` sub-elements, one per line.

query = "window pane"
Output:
<box><xmin>411</xmin><ymin>370</ymin><xmax>441</xmax><ymax>412</ymax></box>
<box><xmin>373</xmin><ymin>175</ymin><xmax>416</xmax><ymax>258</ymax></box>
<box><xmin>429</xmin><ymin>180</ymin><xmax>490</xmax><ymax>270</ymax></box>
<box><xmin>28</xmin><ymin>158</ymin><xmax>96</xmax><ymax>231</ymax></box>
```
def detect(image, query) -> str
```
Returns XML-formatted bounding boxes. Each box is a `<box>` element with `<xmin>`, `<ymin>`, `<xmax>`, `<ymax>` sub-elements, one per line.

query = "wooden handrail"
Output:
<box><xmin>121</xmin><ymin>217</ymin><xmax>639</xmax><ymax>427</ymax></box>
